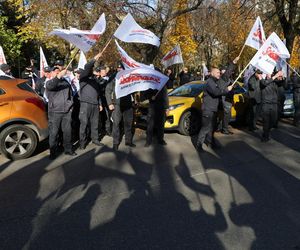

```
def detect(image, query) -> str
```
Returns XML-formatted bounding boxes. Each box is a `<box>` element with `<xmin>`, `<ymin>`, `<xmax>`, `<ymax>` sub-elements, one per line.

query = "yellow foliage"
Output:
<box><xmin>290</xmin><ymin>36</ymin><xmax>300</xmax><ymax>69</ymax></box>
<box><xmin>161</xmin><ymin>0</ymin><xmax>197</xmax><ymax>66</ymax></box>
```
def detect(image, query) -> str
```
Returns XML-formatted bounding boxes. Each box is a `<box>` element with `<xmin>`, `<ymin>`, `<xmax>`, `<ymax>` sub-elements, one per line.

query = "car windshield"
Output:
<box><xmin>168</xmin><ymin>84</ymin><xmax>206</xmax><ymax>97</ymax></box>
<box><xmin>17</xmin><ymin>81</ymin><xmax>36</xmax><ymax>94</ymax></box>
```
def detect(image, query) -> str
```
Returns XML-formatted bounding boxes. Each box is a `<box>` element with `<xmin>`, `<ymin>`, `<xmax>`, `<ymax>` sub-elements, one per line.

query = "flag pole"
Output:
<box><xmin>65</xmin><ymin>48</ymin><xmax>80</xmax><ymax>70</ymax></box>
<box><xmin>230</xmin><ymin>60</ymin><xmax>252</xmax><ymax>87</ymax></box>
<box><xmin>284</xmin><ymin>60</ymin><xmax>300</xmax><ymax>77</ymax></box>
<box><xmin>238</xmin><ymin>44</ymin><xmax>246</xmax><ymax>58</ymax></box>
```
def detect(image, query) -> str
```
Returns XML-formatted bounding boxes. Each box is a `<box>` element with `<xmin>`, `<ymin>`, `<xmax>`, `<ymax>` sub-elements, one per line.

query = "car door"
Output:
<box><xmin>0</xmin><ymin>87</ymin><xmax>12</xmax><ymax>124</ymax></box>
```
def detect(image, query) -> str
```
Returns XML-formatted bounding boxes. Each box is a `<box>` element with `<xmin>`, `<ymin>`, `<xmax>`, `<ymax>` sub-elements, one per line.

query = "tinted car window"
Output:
<box><xmin>17</xmin><ymin>81</ymin><xmax>36</xmax><ymax>94</ymax></box>
<box><xmin>233</xmin><ymin>84</ymin><xmax>247</xmax><ymax>94</ymax></box>
<box><xmin>169</xmin><ymin>84</ymin><xmax>206</xmax><ymax>97</ymax></box>
<box><xmin>0</xmin><ymin>88</ymin><xmax>5</xmax><ymax>95</ymax></box>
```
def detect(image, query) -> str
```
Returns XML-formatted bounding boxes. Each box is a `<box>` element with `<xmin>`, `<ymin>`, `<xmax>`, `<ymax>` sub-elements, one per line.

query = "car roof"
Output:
<box><xmin>0</xmin><ymin>78</ymin><xmax>29</xmax><ymax>89</ymax></box>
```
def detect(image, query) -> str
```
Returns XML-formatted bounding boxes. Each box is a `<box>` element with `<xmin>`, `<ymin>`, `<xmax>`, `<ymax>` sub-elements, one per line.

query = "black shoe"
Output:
<box><xmin>125</xmin><ymin>142</ymin><xmax>136</xmax><ymax>147</ymax></box>
<box><xmin>93</xmin><ymin>140</ymin><xmax>104</xmax><ymax>146</ymax></box>
<box><xmin>144</xmin><ymin>142</ymin><xmax>151</xmax><ymax>147</ymax></box>
<box><xmin>49</xmin><ymin>153</ymin><xmax>56</xmax><ymax>160</ymax></box>
<box><xmin>158</xmin><ymin>140</ymin><xmax>167</xmax><ymax>146</ymax></box>
<box><xmin>261</xmin><ymin>137</ymin><xmax>270</xmax><ymax>142</ymax></box>
<box><xmin>113</xmin><ymin>144</ymin><xmax>119</xmax><ymax>151</ymax></box>
<box><xmin>221</xmin><ymin>130</ymin><xmax>233</xmax><ymax>135</ymax></box>
<box><xmin>249</xmin><ymin>127</ymin><xmax>258</xmax><ymax>131</ymax></box>
<box><xmin>196</xmin><ymin>144</ymin><xmax>205</xmax><ymax>152</ymax></box>
<box><xmin>64</xmin><ymin>151</ymin><xmax>77</xmax><ymax>156</ymax></box>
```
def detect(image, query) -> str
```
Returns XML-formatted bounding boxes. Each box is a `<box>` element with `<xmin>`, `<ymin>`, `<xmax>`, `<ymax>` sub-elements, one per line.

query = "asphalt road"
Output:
<box><xmin>0</xmin><ymin>119</ymin><xmax>300</xmax><ymax>250</ymax></box>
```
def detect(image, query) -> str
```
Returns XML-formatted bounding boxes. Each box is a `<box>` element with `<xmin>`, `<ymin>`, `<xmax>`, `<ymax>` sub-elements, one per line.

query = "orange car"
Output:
<box><xmin>0</xmin><ymin>78</ymin><xmax>48</xmax><ymax>160</ymax></box>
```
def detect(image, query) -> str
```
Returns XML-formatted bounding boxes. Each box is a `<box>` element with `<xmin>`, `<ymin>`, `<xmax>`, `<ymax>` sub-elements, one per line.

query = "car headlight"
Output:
<box><xmin>169</xmin><ymin>103</ymin><xmax>184</xmax><ymax>111</ymax></box>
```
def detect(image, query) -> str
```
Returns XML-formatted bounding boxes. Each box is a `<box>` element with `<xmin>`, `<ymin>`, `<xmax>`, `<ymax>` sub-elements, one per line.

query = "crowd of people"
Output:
<box><xmin>0</xmin><ymin>51</ymin><xmax>300</xmax><ymax>159</ymax></box>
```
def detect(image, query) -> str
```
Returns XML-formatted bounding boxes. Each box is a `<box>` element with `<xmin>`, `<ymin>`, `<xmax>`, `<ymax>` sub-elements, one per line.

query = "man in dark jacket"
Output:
<box><xmin>105</xmin><ymin>71</ymin><xmax>135</xmax><ymax>151</ymax></box>
<box><xmin>179</xmin><ymin>67</ymin><xmax>191</xmax><ymax>86</ymax></box>
<box><xmin>46</xmin><ymin>67</ymin><xmax>75</xmax><ymax>159</ymax></box>
<box><xmin>291</xmin><ymin>72</ymin><xmax>300</xmax><ymax>127</ymax></box>
<box><xmin>78</xmin><ymin>59</ymin><xmax>104</xmax><ymax>149</ymax></box>
<box><xmin>248</xmin><ymin>69</ymin><xmax>263</xmax><ymax>131</ymax></box>
<box><xmin>260</xmin><ymin>70</ymin><xmax>284</xmax><ymax>142</ymax></box>
<box><xmin>141</xmin><ymin>86</ymin><xmax>169</xmax><ymax>147</ymax></box>
<box><xmin>196</xmin><ymin>57</ymin><xmax>238</xmax><ymax>151</ymax></box>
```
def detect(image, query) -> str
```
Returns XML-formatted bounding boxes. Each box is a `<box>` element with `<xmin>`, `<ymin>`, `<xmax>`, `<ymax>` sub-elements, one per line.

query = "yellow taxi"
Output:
<box><xmin>136</xmin><ymin>80</ymin><xmax>248</xmax><ymax>135</ymax></box>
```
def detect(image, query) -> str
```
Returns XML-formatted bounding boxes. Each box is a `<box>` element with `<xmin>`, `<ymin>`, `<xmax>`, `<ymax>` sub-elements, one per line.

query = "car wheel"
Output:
<box><xmin>0</xmin><ymin>124</ymin><xmax>38</xmax><ymax>160</ymax></box>
<box><xmin>179</xmin><ymin>110</ymin><xmax>200</xmax><ymax>136</ymax></box>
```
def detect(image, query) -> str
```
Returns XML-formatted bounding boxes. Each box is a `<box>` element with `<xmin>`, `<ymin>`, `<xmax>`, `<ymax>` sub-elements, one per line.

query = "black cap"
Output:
<box><xmin>93</xmin><ymin>66</ymin><xmax>106</xmax><ymax>72</ymax></box>
<box><xmin>54</xmin><ymin>60</ymin><xmax>64</xmax><ymax>66</ymax></box>
<box><xmin>44</xmin><ymin>66</ymin><xmax>52</xmax><ymax>73</ymax></box>
<box><xmin>74</xmin><ymin>68</ymin><xmax>83</xmax><ymax>74</ymax></box>
<box><xmin>255</xmin><ymin>69</ymin><xmax>263</xmax><ymax>74</ymax></box>
<box><xmin>0</xmin><ymin>63</ymin><xmax>10</xmax><ymax>72</ymax></box>
<box><xmin>52</xmin><ymin>66</ymin><xmax>60</xmax><ymax>71</ymax></box>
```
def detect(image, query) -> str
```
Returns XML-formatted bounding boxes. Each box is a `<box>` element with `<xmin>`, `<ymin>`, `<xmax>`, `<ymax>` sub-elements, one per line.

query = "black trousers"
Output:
<box><xmin>294</xmin><ymin>92</ymin><xmax>300</xmax><ymax>126</ymax></box>
<box><xmin>100</xmin><ymin>104</ymin><xmax>112</xmax><ymax>134</ymax></box>
<box><xmin>197</xmin><ymin>111</ymin><xmax>217</xmax><ymax>146</ymax></box>
<box><xmin>221</xmin><ymin>100</ymin><xmax>232</xmax><ymax>132</ymax></box>
<box><xmin>146</xmin><ymin>106</ymin><xmax>166</xmax><ymax>144</ymax></box>
<box><xmin>249</xmin><ymin>99</ymin><xmax>262</xmax><ymax>129</ymax></box>
<box><xmin>112</xmin><ymin>105</ymin><xmax>133</xmax><ymax>145</ymax></box>
<box><xmin>79</xmin><ymin>102</ymin><xmax>99</xmax><ymax>146</ymax></box>
<box><xmin>262</xmin><ymin>103</ymin><xmax>277</xmax><ymax>139</ymax></box>
<box><xmin>48</xmin><ymin>111</ymin><xmax>72</xmax><ymax>153</ymax></box>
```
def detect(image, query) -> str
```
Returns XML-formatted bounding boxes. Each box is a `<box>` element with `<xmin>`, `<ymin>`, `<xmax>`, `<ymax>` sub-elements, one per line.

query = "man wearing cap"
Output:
<box><xmin>78</xmin><ymin>54</ymin><xmax>104</xmax><ymax>149</ymax></box>
<box><xmin>35</xmin><ymin>66</ymin><xmax>52</xmax><ymax>98</ymax></box>
<box><xmin>0</xmin><ymin>64</ymin><xmax>14</xmax><ymax>79</ymax></box>
<box><xmin>54</xmin><ymin>60</ymin><xmax>64</xmax><ymax>71</ymax></box>
<box><xmin>260</xmin><ymin>70</ymin><xmax>284</xmax><ymax>142</ymax></box>
<box><xmin>248</xmin><ymin>69</ymin><xmax>263</xmax><ymax>131</ymax></box>
<box><xmin>46</xmin><ymin>66</ymin><xmax>76</xmax><ymax>159</ymax></box>
<box><xmin>105</xmin><ymin>63</ymin><xmax>135</xmax><ymax>151</ymax></box>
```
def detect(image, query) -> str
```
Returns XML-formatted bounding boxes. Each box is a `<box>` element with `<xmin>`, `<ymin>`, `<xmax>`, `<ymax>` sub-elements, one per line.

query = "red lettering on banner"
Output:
<box><xmin>85</xmin><ymin>34</ymin><xmax>101</xmax><ymax>41</ymax></box>
<box><xmin>120</xmin><ymin>74</ymin><xmax>160</xmax><ymax>85</ymax></box>
<box><xmin>262</xmin><ymin>46</ymin><xmax>280</xmax><ymax>61</ymax></box>
<box><xmin>163</xmin><ymin>50</ymin><xmax>178</xmax><ymax>61</ymax></box>
<box><xmin>120</xmin><ymin>54</ymin><xmax>139</xmax><ymax>68</ymax></box>
<box><xmin>132</xmin><ymin>29</ymin><xmax>150</xmax><ymax>34</ymax></box>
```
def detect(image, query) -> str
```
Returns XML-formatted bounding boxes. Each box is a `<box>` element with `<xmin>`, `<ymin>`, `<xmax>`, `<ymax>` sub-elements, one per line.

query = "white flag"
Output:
<box><xmin>0</xmin><ymin>46</ymin><xmax>7</xmax><ymax>65</ymax></box>
<box><xmin>50</xmin><ymin>13</ymin><xmax>106</xmax><ymax>52</ymax></box>
<box><xmin>39</xmin><ymin>47</ymin><xmax>49</xmax><ymax>77</ymax></box>
<box><xmin>114</xmin><ymin>13</ymin><xmax>160</xmax><ymax>47</ymax></box>
<box><xmin>115</xmin><ymin>67</ymin><xmax>169</xmax><ymax>99</ymax></box>
<box><xmin>202</xmin><ymin>63</ymin><xmax>209</xmax><ymax>81</ymax></box>
<box><xmin>161</xmin><ymin>45</ymin><xmax>183</xmax><ymax>68</ymax></box>
<box><xmin>250</xmin><ymin>32</ymin><xmax>290</xmax><ymax>75</ymax></box>
<box><xmin>77</xmin><ymin>51</ymin><xmax>87</xmax><ymax>69</ymax></box>
<box><xmin>245</xmin><ymin>16</ymin><xmax>266</xmax><ymax>50</ymax></box>
<box><xmin>115</xmin><ymin>40</ymin><xmax>153</xmax><ymax>70</ymax></box>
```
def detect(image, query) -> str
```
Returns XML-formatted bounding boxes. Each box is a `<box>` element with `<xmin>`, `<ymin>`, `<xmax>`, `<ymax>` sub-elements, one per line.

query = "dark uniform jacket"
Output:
<box><xmin>291</xmin><ymin>75</ymin><xmax>300</xmax><ymax>93</ymax></box>
<box><xmin>46</xmin><ymin>77</ymin><xmax>73</xmax><ymax>113</ymax></box>
<box><xmin>202</xmin><ymin>63</ymin><xmax>235</xmax><ymax>113</ymax></box>
<box><xmin>105</xmin><ymin>79</ymin><xmax>132</xmax><ymax>108</ymax></box>
<box><xmin>260</xmin><ymin>78</ymin><xmax>285</xmax><ymax>104</ymax></box>
<box><xmin>79</xmin><ymin>60</ymin><xmax>102</xmax><ymax>106</ymax></box>
<box><xmin>248</xmin><ymin>74</ymin><xmax>262</xmax><ymax>103</ymax></box>
<box><xmin>141</xmin><ymin>87</ymin><xmax>169</xmax><ymax>110</ymax></box>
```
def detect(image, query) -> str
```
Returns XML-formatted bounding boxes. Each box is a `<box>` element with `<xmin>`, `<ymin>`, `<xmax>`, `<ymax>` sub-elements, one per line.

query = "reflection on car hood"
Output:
<box><xmin>168</xmin><ymin>96</ymin><xmax>195</xmax><ymax>106</ymax></box>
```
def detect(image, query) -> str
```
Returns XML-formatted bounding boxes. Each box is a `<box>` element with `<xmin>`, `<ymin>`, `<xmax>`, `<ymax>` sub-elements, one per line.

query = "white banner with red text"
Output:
<box><xmin>161</xmin><ymin>45</ymin><xmax>183</xmax><ymax>68</ymax></box>
<box><xmin>250</xmin><ymin>32</ymin><xmax>290</xmax><ymax>75</ymax></box>
<box><xmin>115</xmin><ymin>68</ymin><xmax>169</xmax><ymax>99</ymax></box>
<box><xmin>114</xmin><ymin>13</ymin><xmax>160</xmax><ymax>47</ymax></box>
<box><xmin>245</xmin><ymin>16</ymin><xmax>266</xmax><ymax>50</ymax></box>
<box><xmin>50</xmin><ymin>13</ymin><xmax>106</xmax><ymax>52</ymax></box>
